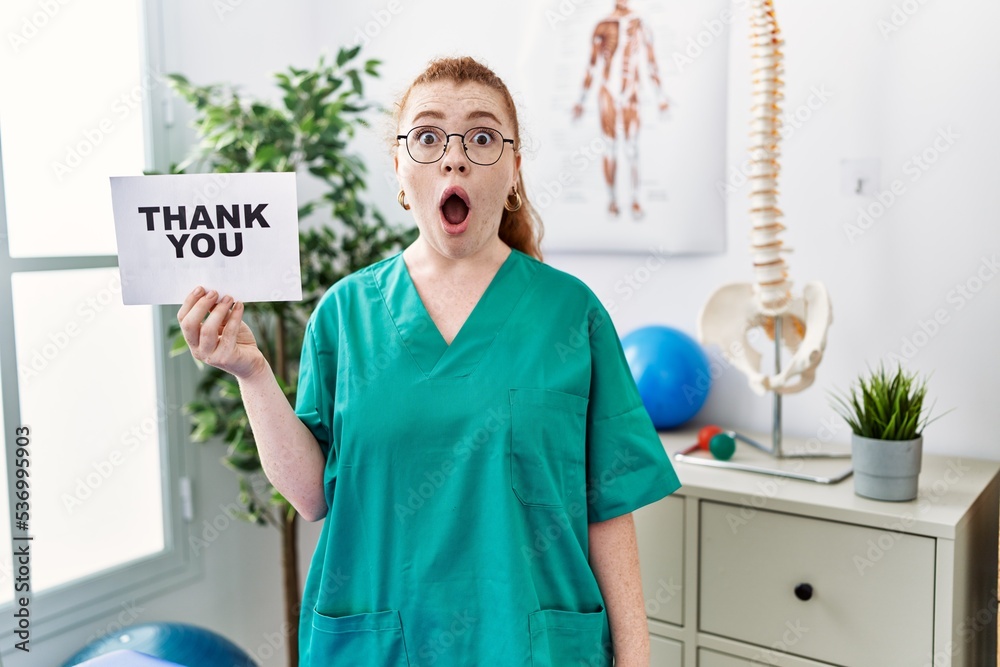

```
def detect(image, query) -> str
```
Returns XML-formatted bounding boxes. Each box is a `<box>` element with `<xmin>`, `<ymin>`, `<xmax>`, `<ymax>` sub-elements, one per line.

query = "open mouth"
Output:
<box><xmin>439</xmin><ymin>187</ymin><xmax>471</xmax><ymax>225</ymax></box>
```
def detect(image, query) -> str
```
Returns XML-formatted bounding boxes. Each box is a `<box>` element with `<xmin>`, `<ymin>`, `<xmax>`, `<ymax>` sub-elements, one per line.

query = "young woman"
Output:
<box><xmin>177</xmin><ymin>55</ymin><xmax>682</xmax><ymax>667</ymax></box>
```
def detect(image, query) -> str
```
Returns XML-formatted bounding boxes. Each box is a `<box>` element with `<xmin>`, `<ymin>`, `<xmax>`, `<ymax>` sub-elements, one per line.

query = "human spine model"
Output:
<box><xmin>748</xmin><ymin>0</ymin><xmax>790</xmax><ymax>314</ymax></box>
<box><xmin>697</xmin><ymin>0</ymin><xmax>833</xmax><ymax>396</ymax></box>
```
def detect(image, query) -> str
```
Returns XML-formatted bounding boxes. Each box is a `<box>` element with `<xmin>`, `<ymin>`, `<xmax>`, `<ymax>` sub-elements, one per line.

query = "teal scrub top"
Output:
<box><xmin>293</xmin><ymin>247</ymin><xmax>682</xmax><ymax>666</ymax></box>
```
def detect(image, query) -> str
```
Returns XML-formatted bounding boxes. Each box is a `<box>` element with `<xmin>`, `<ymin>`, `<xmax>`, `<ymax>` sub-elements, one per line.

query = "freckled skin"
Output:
<box><xmin>394</xmin><ymin>80</ymin><xmax>522</xmax><ymax>345</ymax></box>
<box><xmin>394</xmin><ymin>80</ymin><xmax>520</xmax><ymax>264</ymax></box>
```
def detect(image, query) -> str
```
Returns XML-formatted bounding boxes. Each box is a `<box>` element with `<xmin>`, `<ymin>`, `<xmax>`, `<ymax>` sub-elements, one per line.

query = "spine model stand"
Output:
<box><xmin>696</xmin><ymin>0</ymin><xmax>836</xmax><ymax>460</ymax></box>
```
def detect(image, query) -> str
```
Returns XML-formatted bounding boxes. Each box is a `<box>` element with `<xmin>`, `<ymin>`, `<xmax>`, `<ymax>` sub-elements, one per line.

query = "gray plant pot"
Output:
<box><xmin>851</xmin><ymin>433</ymin><xmax>923</xmax><ymax>501</ymax></box>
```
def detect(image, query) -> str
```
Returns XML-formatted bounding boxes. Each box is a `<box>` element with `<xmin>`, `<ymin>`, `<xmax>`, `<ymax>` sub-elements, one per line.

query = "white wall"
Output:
<box><xmin>317</xmin><ymin>0</ymin><xmax>999</xmax><ymax>459</ymax></box>
<box><xmin>24</xmin><ymin>1</ymin><xmax>999</xmax><ymax>665</ymax></box>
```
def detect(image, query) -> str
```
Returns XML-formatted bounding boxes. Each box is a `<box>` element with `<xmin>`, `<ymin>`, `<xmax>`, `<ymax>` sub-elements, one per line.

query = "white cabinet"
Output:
<box><xmin>650</xmin><ymin>635</ymin><xmax>684</xmax><ymax>664</ymax></box>
<box><xmin>697</xmin><ymin>648</ymin><xmax>831</xmax><ymax>666</ymax></box>
<box><xmin>632</xmin><ymin>429</ymin><xmax>1000</xmax><ymax>667</ymax></box>
<box><xmin>635</xmin><ymin>495</ymin><xmax>685</xmax><ymax>626</ymax></box>
<box><xmin>701</xmin><ymin>502</ymin><xmax>934</xmax><ymax>665</ymax></box>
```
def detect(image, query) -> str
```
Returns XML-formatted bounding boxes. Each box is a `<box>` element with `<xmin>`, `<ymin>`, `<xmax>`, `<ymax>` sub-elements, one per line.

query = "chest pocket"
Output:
<box><xmin>509</xmin><ymin>388</ymin><xmax>589</xmax><ymax>507</ymax></box>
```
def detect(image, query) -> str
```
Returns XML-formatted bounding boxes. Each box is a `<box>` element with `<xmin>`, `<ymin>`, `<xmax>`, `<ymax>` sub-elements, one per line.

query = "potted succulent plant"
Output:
<box><xmin>828</xmin><ymin>362</ymin><xmax>951</xmax><ymax>501</ymax></box>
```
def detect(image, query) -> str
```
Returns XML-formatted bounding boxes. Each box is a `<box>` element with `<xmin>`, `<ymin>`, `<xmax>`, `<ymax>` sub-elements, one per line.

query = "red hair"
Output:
<box><xmin>389</xmin><ymin>56</ymin><xmax>544</xmax><ymax>261</ymax></box>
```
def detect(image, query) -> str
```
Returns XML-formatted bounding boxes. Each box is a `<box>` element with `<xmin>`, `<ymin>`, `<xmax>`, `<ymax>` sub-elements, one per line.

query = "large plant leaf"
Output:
<box><xmin>167</xmin><ymin>48</ymin><xmax>418</xmax><ymax>529</ymax></box>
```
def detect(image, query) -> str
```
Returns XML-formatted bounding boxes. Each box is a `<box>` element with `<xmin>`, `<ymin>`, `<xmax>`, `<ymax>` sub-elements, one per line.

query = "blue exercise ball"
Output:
<box><xmin>62</xmin><ymin>622</ymin><xmax>257</xmax><ymax>667</ymax></box>
<box><xmin>621</xmin><ymin>325</ymin><xmax>711</xmax><ymax>429</ymax></box>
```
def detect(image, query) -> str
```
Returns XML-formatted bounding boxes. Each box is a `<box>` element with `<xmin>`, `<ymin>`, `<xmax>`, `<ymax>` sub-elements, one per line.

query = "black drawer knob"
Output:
<box><xmin>794</xmin><ymin>583</ymin><xmax>813</xmax><ymax>601</ymax></box>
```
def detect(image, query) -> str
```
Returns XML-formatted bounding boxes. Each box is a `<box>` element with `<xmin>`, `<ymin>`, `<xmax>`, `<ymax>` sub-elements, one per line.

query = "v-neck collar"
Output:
<box><xmin>373</xmin><ymin>247</ymin><xmax>537</xmax><ymax>379</ymax></box>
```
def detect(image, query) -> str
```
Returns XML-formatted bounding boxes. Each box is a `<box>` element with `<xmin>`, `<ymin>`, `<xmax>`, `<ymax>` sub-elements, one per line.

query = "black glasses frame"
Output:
<box><xmin>396</xmin><ymin>126</ymin><xmax>515</xmax><ymax>166</ymax></box>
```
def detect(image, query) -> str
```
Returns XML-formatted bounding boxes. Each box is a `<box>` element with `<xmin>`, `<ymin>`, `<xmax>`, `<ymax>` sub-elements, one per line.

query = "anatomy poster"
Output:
<box><xmin>351</xmin><ymin>0</ymin><xmax>730</xmax><ymax>255</ymax></box>
<box><xmin>517</xmin><ymin>0</ymin><xmax>729</xmax><ymax>254</ymax></box>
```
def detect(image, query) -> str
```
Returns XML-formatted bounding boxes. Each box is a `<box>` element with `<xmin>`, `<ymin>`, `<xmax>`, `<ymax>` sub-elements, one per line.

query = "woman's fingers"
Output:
<box><xmin>218</xmin><ymin>300</ymin><xmax>243</xmax><ymax>356</ymax></box>
<box><xmin>175</xmin><ymin>287</ymin><xmax>259</xmax><ymax>376</ymax></box>
<box><xmin>197</xmin><ymin>295</ymin><xmax>234</xmax><ymax>359</ymax></box>
<box><xmin>178</xmin><ymin>288</ymin><xmax>219</xmax><ymax>350</ymax></box>
<box><xmin>176</xmin><ymin>286</ymin><xmax>206</xmax><ymax>323</ymax></box>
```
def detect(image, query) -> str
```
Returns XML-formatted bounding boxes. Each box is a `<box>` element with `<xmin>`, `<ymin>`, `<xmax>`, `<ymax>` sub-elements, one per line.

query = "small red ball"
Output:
<box><xmin>698</xmin><ymin>425</ymin><xmax>724</xmax><ymax>450</ymax></box>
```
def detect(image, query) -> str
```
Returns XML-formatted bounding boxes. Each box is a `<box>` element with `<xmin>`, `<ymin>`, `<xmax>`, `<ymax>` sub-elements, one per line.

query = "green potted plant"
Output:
<box><xmin>828</xmin><ymin>361</ymin><xmax>951</xmax><ymax>501</ymax></box>
<box><xmin>160</xmin><ymin>46</ymin><xmax>416</xmax><ymax>667</ymax></box>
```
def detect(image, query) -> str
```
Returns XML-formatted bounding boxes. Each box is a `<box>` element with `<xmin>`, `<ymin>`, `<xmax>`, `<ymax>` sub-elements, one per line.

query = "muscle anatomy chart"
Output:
<box><xmin>572</xmin><ymin>1</ymin><xmax>670</xmax><ymax>220</ymax></box>
<box><xmin>517</xmin><ymin>0</ymin><xmax>728</xmax><ymax>254</ymax></box>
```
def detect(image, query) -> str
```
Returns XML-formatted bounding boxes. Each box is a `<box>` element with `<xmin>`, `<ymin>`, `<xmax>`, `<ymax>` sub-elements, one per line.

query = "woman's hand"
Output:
<box><xmin>177</xmin><ymin>286</ymin><xmax>267</xmax><ymax>380</ymax></box>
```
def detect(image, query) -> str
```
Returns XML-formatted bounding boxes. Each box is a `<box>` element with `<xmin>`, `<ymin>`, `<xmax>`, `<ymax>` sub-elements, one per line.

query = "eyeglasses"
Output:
<box><xmin>396</xmin><ymin>126</ymin><xmax>515</xmax><ymax>166</ymax></box>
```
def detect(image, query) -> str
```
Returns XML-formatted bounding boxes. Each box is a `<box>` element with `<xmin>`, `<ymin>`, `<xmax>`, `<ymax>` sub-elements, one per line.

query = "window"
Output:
<box><xmin>0</xmin><ymin>0</ymin><xmax>197</xmax><ymax>649</ymax></box>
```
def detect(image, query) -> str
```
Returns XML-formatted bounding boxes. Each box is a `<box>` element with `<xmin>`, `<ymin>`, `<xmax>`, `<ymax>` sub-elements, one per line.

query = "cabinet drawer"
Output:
<box><xmin>634</xmin><ymin>495</ymin><xmax>684</xmax><ymax>625</ymax></box>
<box><xmin>650</xmin><ymin>633</ymin><xmax>683</xmax><ymax>666</ymax></box>
<box><xmin>698</xmin><ymin>647</ymin><xmax>834</xmax><ymax>667</ymax></box>
<box><xmin>699</xmin><ymin>649</ymin><xmax>746</xmax><ymax>667</ymax></box>
<box><xmin>699</xmin><ymin>501</ymin><xmax>935</xmax><ymax>666</ymax></box>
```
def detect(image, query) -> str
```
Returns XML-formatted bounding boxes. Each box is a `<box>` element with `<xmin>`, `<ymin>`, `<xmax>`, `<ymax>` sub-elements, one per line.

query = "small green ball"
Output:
<box><xmin>709</xmin><ymin>433</ymin><xmax>736</xmax><ymax>461</ymax></box>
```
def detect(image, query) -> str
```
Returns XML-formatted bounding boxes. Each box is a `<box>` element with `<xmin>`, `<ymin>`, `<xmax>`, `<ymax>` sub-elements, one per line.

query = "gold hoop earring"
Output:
<box><xmin>504</xmin><ymin>190</ymin><xmax>522</xmax><ymax>212</ymax></box>
<box><xmin>397</xmin><ymin>189</ymin><xmax>410</xmax><ymax>211</ymax></box>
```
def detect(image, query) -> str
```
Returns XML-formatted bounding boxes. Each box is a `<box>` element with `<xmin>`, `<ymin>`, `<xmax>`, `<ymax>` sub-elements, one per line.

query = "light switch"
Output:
<box><xmin>840</xmin><ymin>158</ymin><xmax>881</xmax><ymax>196</ymax></box>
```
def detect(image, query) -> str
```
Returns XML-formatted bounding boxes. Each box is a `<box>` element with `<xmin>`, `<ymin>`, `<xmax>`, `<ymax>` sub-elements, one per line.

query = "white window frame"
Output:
<box><xmin>0</xmin><ymin>0</ymin><xmax>201</xmax><ymax>652</ymax></box>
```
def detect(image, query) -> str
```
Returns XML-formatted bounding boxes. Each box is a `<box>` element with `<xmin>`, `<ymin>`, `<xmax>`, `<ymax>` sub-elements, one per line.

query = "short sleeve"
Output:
<box><xmin>294</xmin><ymin>312</ymin><xmax>334</xmax><ymax>460</ymax></box>
<box><xmin>585</xmin><ymin>308</ymin><xmax>682</xmax><ymax>523</ymax></box>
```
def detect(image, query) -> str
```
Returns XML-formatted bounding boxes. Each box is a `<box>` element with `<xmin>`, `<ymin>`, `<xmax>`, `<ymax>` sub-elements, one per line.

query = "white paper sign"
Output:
<box><xmin>109</xmin><ymin>172</ymin><xmax>302</xmax><ymax>305</ymax></box>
